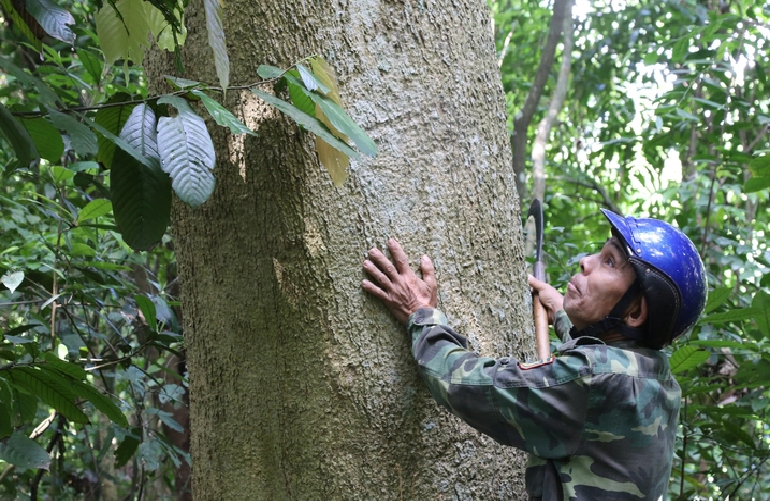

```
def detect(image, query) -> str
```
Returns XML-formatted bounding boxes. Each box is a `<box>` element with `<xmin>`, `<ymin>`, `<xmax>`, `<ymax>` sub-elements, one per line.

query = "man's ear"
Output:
<box><xmin>624</xmin><ymin>295</ymin><xmax>648</xmax><ymax>328</ymax></box>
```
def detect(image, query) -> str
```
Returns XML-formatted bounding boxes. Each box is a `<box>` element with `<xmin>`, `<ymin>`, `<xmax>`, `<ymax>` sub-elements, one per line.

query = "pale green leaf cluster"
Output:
<box><xmin>95</xmin><ymin>0</ymin><xmax>186</xmax><ymax>66</ymax></box>
<box><xmin>157</xmin><ymin>97</ymin><xmax>216</xmax><ymax>207</ymax></box>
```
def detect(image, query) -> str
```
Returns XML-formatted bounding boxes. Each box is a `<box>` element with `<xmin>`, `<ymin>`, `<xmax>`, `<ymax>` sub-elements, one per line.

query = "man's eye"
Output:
<box><xmin>605</xmin><ymin>257</ymin><xmax>614</xmax><ymax>267</ymax></box>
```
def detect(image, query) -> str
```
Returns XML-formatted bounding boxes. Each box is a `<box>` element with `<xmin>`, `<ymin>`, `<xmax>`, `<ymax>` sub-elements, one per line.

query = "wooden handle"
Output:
<box><xmin>533</xmin><ymin>293</ymin><xmax>550</xmax><ymax>360</ymax></box>
<box><xmin>532</xmin><ymin>261</ymin><xmax>550</xmax><ymax>359</ymax></box>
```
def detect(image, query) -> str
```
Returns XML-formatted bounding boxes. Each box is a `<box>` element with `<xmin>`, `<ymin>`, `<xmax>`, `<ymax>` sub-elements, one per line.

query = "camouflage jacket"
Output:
<box><xmin>407</xmin><ymin>308</ymin><xmax>681</xmax><ymax>501</ymax></box>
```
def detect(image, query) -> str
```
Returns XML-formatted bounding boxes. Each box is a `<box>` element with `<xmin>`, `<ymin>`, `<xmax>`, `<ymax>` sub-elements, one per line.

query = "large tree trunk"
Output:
<box><xmin>146</xmin><ymin>0</ymin><xmax>534</xmax><ymax>499</ymax></box>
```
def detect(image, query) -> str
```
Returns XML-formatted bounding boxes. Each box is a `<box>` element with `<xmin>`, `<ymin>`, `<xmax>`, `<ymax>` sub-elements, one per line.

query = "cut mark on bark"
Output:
<box><xmin>273</xmin><ymin>258</ymin><xmax>298</xmax><ymax>308</ymax></box>
<box><xmin>303</xmin><ymin>219</ymin><xmax>326</xmax><ymax>256</ymax></box>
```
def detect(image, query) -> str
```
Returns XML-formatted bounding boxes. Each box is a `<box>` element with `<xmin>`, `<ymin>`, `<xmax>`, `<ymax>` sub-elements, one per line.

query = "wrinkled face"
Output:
<box><xmin>564</xmin><ymin>236</ymin><xmax>638</xmax><ymax>330</ymax></box>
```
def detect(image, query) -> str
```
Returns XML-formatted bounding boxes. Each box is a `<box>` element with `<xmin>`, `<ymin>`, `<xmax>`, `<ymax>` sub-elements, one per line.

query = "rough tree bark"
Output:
<box><xmin>146</xmin><ymin>0</ymin><xmax>534</xmax><ymax>499</ymax></box>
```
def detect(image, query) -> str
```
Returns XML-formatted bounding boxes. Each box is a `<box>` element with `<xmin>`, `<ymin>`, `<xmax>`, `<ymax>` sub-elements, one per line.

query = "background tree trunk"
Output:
<box><xmin>511</xmin><ymin>0</ymin><xmax>569</xmax><ymax>202</ymax></box>
<box><xmin>146</xmin><ymin>0</ymin><xmax>534</xmax><ymax>499</ymax></box>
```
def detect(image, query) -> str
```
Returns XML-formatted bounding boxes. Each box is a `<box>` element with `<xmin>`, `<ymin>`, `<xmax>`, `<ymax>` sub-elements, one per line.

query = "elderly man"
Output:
<box><xmin>362</xmin><ymin>209</ymin><xmax>707</xmax><ymax>501</ymax></box>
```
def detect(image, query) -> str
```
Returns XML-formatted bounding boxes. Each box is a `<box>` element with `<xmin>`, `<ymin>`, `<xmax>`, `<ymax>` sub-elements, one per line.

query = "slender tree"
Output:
<box><xmin>144</xmin><ymin>0</ymin><xmax>535</xmax><ymax>499</ymax></box>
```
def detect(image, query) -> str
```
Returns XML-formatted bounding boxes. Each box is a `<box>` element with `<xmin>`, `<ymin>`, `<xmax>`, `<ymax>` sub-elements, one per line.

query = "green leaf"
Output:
<box><xmin>191</xmin><ymin>90</ymin><xmax>255</xmax><ymax>136</ymax></box>
<box><xmin>94</xmin><ymin>94</ymin><xmax>137</xmax><ymax>169</ymax></box>
<box><xmin>0</xmin><ymin>103</ymin><xmax>39</xmax><ymax>169</ymax></box>
<box><xmin>158</xmin><ymin>383</ymin><xmax>185</xmax><ymax>404</ymax></box>
<box><xmin>257</xmin><ymin>65</ymin><xmax>285</xmax><ymax>79</ymax></box>
<box><xmin>165</xmin><ymin>76</ymin><xmax>202</xmax><ymax>90</ymax></box>
<box><xmin>13</xmin><ymin>389</ymin><xmax>37</xmax><ymax>424</ymax></box>
<box><xmin>0</xmin><ymin>431</ymin><xmax>50</xmax><ymax>470</ymax></box>
<box><xmin>72</xmin><ymin>260</ymin><xmax>130</xmax><ymax>271</ymax></box>
<box><xmin>722</xmin><ymin>421</ymin><xmax>757</xmax><ymax>449</ymax></box>
<box><xmin>134</xmin><ymin>294</ymin><xmax>157</xmax><ymax>329</ymax></box>
<box><xmin>297</xmin><ymin>64</ymin><xmax>330</xmax><ymax>95</ymax></box>
<box><xmin>744</xmin><ymin>176</ymin><xmax>770</xmax><ymax>194</ymax></box>
<box><xmin>0</xmin><ymin>351</ymin><xmax>18</xmax><ymax>361</ymax></box>
<box><xmin>749</xmin><ymin>155</ymin><xmax>770</xmax><ymax>177</ymax></box>
<box><xmin>672</xmin><ymin>37</ymin><xmax>690</xmax><ymax>62</ymax></box>
<box><xmin>735</xmin><ymin>358</ymin><xmax>770</xmax><ymax>385</ymax></box>
<box><xmin>68</xmin><ymin>379</ymin><xmax>128</xmax><ymax>428</ymax></box>
<box><xmin>146</xmin><ymin>408</ymin><xmax>183</xmax><ymax>432</ymax></box>
<box><xmin>119</xmin><ymin>103</ymin><xmax>160</xmax><ymax>168</ymax></box>
<box><xmin>25</xmin><ymin>0</ymin><xmax>75</xmax><ymax>44</ymax></box>
<box><xmin>287</xmin><ymin>81</ymin><xmax>316</xmax><ymax>117</ymax></box>
<box><xmin>94</xmin><ymin>0</ymin><xmax>152</xmax><ymax>65</ymax></box>
<box><xmin>675</xmin><ymin>108</ymin><xmax>699</xmax><ymax>122</ymax></box>
<box><xmin>203</xmin><ymin>0</ymin><xmax>229</xmax><ymax>97</ymax></box>
<box><xmin>47</xmin><ymin>109</ymin><xmax>99</xmax><ymax>156</ymax></box>
<box><xmin>76</xmin><ymin>48</ymin><xmax>103</xmax><ymax>85</ymax></box>
<box><xmin>144</xmin><ymin>2</ymin><xmax>186</xmax><ymax>52</ymax></box>
<box><xmin>0</xmin><ymin>380</ymin><xmax>12</xmax><ymax>438</ymax></box>
<box><xmin>284</xmin><ymin>75</ymin><xmax>377</xmax><ymax>157</ymax></box>
<box><xmin>114</xmin><ymin>429</ymin><xmax>141</xmax><ymax>468</ymax></box>
<box><xmin>751</xmin><ymin>291</ymin><xmax>770</xmax><ymax>338</ymax></box>
<box><xmin>42</xmin><ymin>352</ymin><xmax>87</xmax><ymax>380</ymax></box>
<box><xmin>670</xmin><ymin>345</ymin><xmax>710</xmax><ymax>374</ymax></box>
<box><xmin>87</xmin><ymin>114</ymin><xmax>155</xmax><ymax>170</ymax></box>
<box><xmin>156</xmin><ymin>97</ymin><xmax>216</xmax><ymax>207</ymax></box>
<box><xmin>77</xmin><ymin>199</ymin><xmax>113</xmax><ymax>223</ymax></box>
<box><xmin>1</xmin><ymin>271</ymin><xmax>24</xmax><ymax>294</ymax></box>
<box><xmin>19</xmin><ymin>116</ymin><xmax>64</xmax><ymax>163</ymax></box>
<box><xmin>71</xmin><ymin>161</ymin><xmax>100</xmax><ymax>172</ymax></box>
<box><xmin>3</xmin><ymin>336</ymin><xmax>34</xmax><ymax>344</ymax></box>
<box><xmin>704</xmin><ymin>287</ymin><xmax>731</xmax><ymax>314</ymax></box>
<box><xmin>702</xmin><ymin>308</ymin><xmax>759</xmax><ymax>323</ymax></box>
<box><xmin>643</xmin><ymin>51</ymin><xmax>658</xmax><ymax>66</ymax></box>
<box><xmin>688</xmin><ymin>339</ymin><xmax>756</xmax><ymax>351</ymax></box>
<box><xmin>2</xmin><ymin>325</ymin><xmax>36</xmax><ymax>338</ymax></box>
<box><xmin>3</xmin><ymin>367</ymin><xmax>88</xmax><ymax>424</ymax></box>
<box><xmin>110</xmin><ymin>147</ymin><xmax>172</xmax><ymax>251</ymax></box>
<box><xmin>252</xmin><ymin>89</ymin><xmax>360</xmax><ymax>160</ymax></box>
<box><xmin>51</xmin><ymin>166</ymin><xmax>74</xmax><ymax>183</ymax></box>
<box><xmin>692</xmin><ymin>97</ymin><xmax>725</xmax><ymax>110</ymax></box>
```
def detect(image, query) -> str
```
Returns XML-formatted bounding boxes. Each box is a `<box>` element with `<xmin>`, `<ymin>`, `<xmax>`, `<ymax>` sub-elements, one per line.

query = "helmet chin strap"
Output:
<box><xmin>569</xmin><ymin>281</ymin><xmax>646</xmax><ymax>343</ymax></box>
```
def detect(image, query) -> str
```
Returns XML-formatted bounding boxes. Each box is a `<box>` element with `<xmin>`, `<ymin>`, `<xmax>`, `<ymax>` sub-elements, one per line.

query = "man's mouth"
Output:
<box><xmin>567</xmin><ymin>278</ymin><xmax>580</xmax><ymax>295</ymax></box>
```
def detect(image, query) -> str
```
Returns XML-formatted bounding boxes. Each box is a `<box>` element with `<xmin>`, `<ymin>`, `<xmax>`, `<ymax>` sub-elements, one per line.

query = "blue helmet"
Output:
<box><xmin>601</xmin><ymin>209</ymin><xmax>708</xmax><ymax>348</ymax></box>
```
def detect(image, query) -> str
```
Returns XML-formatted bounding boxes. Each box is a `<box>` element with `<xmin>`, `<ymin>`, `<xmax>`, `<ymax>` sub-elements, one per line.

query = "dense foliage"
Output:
<box><xmin>0</xmin><ymin>0</ymin><xmax>768</xmax><ymax>500</ymax></box>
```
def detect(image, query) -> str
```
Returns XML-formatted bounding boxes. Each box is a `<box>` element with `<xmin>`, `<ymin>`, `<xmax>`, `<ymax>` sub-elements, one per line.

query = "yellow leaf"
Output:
<box><xmin>309</xmin><ymin>57</ymin><xmax>351</xmax><ymax>185</ymax></box>
<box><xmin>317</xmin><ymin>138</ymin><xmax>349</xmax><ymax>186</ymax></box>
<box><xmin>316</xmin><ymin>107</ymin><xmax>349</xmax><ymax>186</ymax></box>
<box><xmin>309</xmin><ymin>57</ymin><xmax>342</xmax><ymax>105</ymax></box>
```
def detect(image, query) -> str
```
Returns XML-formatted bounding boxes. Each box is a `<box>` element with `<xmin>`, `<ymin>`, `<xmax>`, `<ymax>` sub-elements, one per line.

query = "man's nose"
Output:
<box><xmin>579</xmin><ymin>254</ymin><xmax>595</xmax><ymax>274</ymax></box>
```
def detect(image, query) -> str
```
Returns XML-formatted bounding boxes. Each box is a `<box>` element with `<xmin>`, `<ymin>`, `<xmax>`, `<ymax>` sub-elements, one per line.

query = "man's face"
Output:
<box><xmin>563</xmin><ymin>236</ymin><xmax>637</xmax><ymax>330</ymax></box>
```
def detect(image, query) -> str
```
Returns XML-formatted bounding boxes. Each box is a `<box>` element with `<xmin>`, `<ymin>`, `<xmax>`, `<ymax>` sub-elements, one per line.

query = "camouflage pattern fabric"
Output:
<box><xmin>407</xmin><ymin>308</ymin><xmax>681</xmax><ymax>501</ymax></box>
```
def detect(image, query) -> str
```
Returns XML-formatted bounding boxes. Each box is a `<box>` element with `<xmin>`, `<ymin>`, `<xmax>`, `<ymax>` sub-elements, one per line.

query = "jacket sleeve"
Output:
<box><xmin>407</xmin><ymin>308</ymin><xmax>590</xmax><ymax>459</ymax></box>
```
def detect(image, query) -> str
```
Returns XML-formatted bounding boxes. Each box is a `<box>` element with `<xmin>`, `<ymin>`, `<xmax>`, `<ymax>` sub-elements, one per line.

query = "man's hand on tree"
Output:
<box><xmin>527</xmin><ymin>274</ymin><xmax>564</xmax><ymax>325</ymax></box>
<box><xmin>362</xmin><ymin>238</ymin><xmax>438</xmax><ymax>324</ymax></box>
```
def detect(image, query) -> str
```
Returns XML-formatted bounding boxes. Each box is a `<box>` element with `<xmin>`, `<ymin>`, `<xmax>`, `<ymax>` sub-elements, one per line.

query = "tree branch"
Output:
<box><xmin>559</xmin><ymin>175</ymin><xmax>622</xmax><ymax>214</ymax></box>
<box><xmin>511</xmin><ymin>0</ymin><xmax>570</xmax><ymax>201</ymax></box>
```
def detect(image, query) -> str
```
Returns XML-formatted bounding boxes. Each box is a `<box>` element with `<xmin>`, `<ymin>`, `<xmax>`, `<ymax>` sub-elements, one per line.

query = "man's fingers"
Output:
<box><xmin>363</xmin><ymin>259</ymin><xmax>392</xmax><ymax>288</ymax></box>
<box><xmin>421</xmin><ymin>254</ymin><xmax>436</xmax><ymax>289</ymax></box>
<box><xmin>368</xmin><ymin>247</ymin><xmax>399</xmax><ymax>280</ymax></box>
<box><xmin>362</xmin><ymin>279</ymin><xmax>389</xmax><ymax>301</ymax></box>
<box><xmin>387</xmin><ymin>238</ymin><xmax>412</xmax><ymax>275</ymax></box>
<box><xmin>528</xmin><ymin>274</ymin><xmax>545</xmax><ymax>291</ymax></box>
